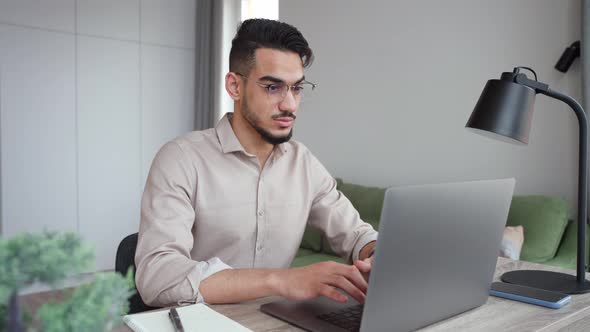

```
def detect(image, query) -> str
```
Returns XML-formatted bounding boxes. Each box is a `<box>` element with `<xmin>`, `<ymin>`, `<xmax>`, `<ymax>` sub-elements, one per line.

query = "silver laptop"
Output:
<box><xmin>261</xmin><ymin>178</ymin><xmax>515</xmax><ymax>332</ymax></box>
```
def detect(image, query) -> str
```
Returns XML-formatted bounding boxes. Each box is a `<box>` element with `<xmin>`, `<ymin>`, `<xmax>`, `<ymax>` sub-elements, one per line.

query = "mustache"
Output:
<box><xmin>271</xmin><ymin>112</ymin><xmax>296</xmax><ymax>120</ymax></box>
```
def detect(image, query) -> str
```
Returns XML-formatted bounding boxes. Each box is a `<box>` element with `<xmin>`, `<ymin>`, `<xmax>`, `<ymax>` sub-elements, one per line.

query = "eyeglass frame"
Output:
<box><xmin>234</xmin><ymin>72</ymin><xmax>316</xmax><ymax>102</ymax></box>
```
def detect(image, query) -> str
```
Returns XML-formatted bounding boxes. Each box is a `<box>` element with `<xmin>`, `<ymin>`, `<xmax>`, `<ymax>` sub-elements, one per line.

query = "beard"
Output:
<box><xmin>241</xmin><ymin>98</ymin><xmax>295</xmax><ymax>145</ymax></box>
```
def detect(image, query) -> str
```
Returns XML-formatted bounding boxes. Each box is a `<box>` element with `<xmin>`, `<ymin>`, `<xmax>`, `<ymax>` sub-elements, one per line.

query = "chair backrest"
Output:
<box><xmin>115</xmin><ymin>232</ymin><xmax>158</xmax><ymax>314</ymax></box>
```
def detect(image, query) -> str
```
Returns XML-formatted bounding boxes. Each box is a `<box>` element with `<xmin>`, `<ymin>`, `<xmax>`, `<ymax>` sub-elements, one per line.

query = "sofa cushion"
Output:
<box><xmin>295</xmin><ymin>248</ymin><xmax>316</xmax><ymax>257</ymax></box>
<box><xmin>321</xmin><ymin>179</ymin><xmax>385</xmax><ymax>256</ymax></box>
<box><xmin>300</xmin><ymin>225</ymin><xmax>323</xmax><ymax>252</ymax></box>
<box><xmin>543</xmin><ymin>220</ymin><xmax>589</xmax><ymax>269</ymax></box>
<box><xmin>506</xmin><ymin>195</ymin><xmax>569</xmax><ymax>263</ymax></box>
<box><xmin>336</xmin><ymin>178</ymin><xmax>386</xmax><ymax>223</ymax></box>
<box><xmin>291</xmin><ymin>252</ymin><xmax>345</xmax><ymax>268</ymax></box>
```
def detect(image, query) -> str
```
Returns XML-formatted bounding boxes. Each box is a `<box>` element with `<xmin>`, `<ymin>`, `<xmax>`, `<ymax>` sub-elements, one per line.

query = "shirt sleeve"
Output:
<box><xmin>306</xmin><ymin>155</ymin><xmax>379</xmax><ymax>263</ymax></box>
<box><xmin>135</xmin><ymin>141</ymin><xmax>232</xmax><ymax>307</ymax></box>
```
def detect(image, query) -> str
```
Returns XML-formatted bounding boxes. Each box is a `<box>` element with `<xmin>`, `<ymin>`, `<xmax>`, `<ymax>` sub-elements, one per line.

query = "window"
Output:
<box><xmin>216</xmin><ymin>0</ymin><xmax>280</xmax><ymax>122</ymax></box>
<box><xmin>241</xmin><ymin>0</ymin><xmax>279</xmax><ymax>21</ymax></box>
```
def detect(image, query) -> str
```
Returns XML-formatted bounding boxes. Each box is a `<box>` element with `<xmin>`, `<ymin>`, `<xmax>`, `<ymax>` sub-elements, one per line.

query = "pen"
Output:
<box><xmin>168</xmin><ymin>307</ymin><xmax>185</xmax><ymax>332</ymax></box>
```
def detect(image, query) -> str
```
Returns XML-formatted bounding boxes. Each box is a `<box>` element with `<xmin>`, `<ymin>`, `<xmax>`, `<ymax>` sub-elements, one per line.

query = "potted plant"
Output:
<box><xmin>0</xmin><ymin>231</ymin><xmax>133</xmax><ymax>331</ymax></box>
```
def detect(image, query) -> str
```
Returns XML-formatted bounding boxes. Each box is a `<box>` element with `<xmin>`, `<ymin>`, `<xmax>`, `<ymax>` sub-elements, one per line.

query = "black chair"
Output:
<box><xmin>115</xmin><ymin>232</ymin><xmax>158</xmax><ymax>314</ymax></box>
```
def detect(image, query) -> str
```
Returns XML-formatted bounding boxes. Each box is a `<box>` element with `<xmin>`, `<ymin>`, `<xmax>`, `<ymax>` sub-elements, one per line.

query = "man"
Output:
<box><xmin>135</xmin><ymin>19</ymin><xmax>378</xmax><ymax>307</ymax></box>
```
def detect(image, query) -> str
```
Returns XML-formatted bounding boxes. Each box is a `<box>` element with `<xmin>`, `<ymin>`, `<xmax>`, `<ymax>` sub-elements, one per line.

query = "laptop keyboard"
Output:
<box><xmin>317</xmin><ymin>304</ymin><xmax>363</xmax><ymax>332</ymax></box>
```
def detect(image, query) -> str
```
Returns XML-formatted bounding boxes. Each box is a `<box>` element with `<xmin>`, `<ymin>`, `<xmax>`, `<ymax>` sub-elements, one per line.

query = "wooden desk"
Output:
<box><xmin>209</xmin><ymin>258</ymin><xmax>590</xmax><ymax>332</ymax></box>
<box><xmin>420</xmin><ymin>257</ymin><xmax>590</xmax><ymax>332</ymax></box>
<box><xmin>22</xmin><ymin>257</ymin><xmax>590</xmax><ymax>331</ymax></box>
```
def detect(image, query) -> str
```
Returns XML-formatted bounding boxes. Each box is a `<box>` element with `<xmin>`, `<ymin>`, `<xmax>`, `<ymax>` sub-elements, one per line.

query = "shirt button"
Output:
<box><xmin>257</xmin><ymin>245</ymin><xmax>263</xmax><ymax>251</ymax></box>
<box><xmin>258</xmin><ymin>210</ymin><xmax>264</xmax><ymax>216</ymax></box>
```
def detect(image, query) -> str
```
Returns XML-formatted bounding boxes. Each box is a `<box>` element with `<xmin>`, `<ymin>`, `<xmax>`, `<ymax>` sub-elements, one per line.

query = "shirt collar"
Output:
<box><xmin>215</xmin><ymin>112</ymin><xmax>290</xmax><ymax>157</ymax></box>
<box><xmin>216</xmin><ymin>113</ymin><xmax>246</xmax><ymax>154</ymax></box>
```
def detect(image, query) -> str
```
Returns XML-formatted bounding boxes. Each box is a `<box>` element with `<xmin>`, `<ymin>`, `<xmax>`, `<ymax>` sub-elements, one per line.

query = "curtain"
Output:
<box><xmin>194</xmin><ymin>0</ymin><xmax>215</xmax><ymax>130</ymax></box>
<box><xmin>194</xmin><ymin>0</ymin><xmax>241</xmax><ymax>131</ymax></box>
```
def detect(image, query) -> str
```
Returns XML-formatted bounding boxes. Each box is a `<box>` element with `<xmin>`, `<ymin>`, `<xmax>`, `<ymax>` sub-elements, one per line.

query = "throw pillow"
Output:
<box><xmin>499</xmin><ymin>225</ymin><xmax>524</xmax><ymax>260</ymax></box>
<box><xmin>506</xmin><ymin>196</ymin><xmax>569</xmax><ymax>262</ymax></box>
<box><xmin>300</xmin><ymin>225</ymin><xmax>323</xmax><ymax>252</ymax></box>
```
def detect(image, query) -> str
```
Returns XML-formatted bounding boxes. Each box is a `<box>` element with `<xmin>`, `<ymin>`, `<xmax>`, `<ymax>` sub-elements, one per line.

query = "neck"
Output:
<box><xmin>228</xmin><ymin>112</ymin><xmax>275</xmax><ymax>167</ymax></box>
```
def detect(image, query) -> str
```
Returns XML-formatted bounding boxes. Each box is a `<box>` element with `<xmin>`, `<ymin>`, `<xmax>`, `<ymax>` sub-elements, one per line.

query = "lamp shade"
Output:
<box><xmin>466</xmin><ymin>78</ymin><xmax>536</xmax><ymax>144</ymax></box>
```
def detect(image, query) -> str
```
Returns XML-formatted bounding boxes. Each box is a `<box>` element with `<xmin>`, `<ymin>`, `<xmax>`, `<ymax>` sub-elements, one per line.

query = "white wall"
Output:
<box><xmin>281</xmin><ymin>0</ymin><xmax>584</xmax><ymax>214</ymax></box>
<box><xmin>0</xmin><ymin>0</ymin><xmax>196</xmax><ymax>271</ymax></box>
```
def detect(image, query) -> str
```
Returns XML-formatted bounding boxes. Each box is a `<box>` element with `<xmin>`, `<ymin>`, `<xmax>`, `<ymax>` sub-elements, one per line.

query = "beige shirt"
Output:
<box><xmin>135</xmin><ymin>113</ymin><xmax>378</xmax><ymax>306</ymax></box>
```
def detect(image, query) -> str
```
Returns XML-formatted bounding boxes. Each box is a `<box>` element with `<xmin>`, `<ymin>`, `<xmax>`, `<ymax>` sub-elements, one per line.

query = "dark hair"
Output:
<box><xmin>229</xmin><ymin>19</ymin><xmax>314</xmax><ymax>75</ymax></box>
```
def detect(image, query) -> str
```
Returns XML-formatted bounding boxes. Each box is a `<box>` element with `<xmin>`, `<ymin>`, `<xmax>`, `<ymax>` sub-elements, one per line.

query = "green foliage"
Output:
<box><xmin>0</xmin><ymin>231</ymin><xmax>94</xmax><ymax>303</ymax></box>
<box><xmin>0</xmin><ymin>303</ymin><xmax>32</xmax><ymax>332</ymax></box>
<box><xmin>0</xmin><ymin>289</ymin><xmax>8</xmax><ymax>318</ymax></box>
<box><xmin>0</xmin><ymin>232</ymin><xmax>133</xmax><ymax>332</ymax></box>
<box><xmin>0</xmin><ymin>303</ymin><xmax>5</xmax><ymax>331</ymax></box>
<box><xmin>38</xmin><ymin>270</ymin><xmax>134</xmax><ymax>332</ymax></box>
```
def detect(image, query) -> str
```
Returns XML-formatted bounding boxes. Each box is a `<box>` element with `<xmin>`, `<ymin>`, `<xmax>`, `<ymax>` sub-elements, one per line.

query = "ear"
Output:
<box><xmin>225</xmin><ymin>72</ymin><xmax>242</xmax><ymax>101</ymax></box>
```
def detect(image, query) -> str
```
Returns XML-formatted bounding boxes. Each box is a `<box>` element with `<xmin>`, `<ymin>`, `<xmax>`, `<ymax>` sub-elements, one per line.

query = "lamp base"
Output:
<box><xmin>501</xmin><ymin>270</ymin><xmax>590</xmax><ymax>294</ymax></box>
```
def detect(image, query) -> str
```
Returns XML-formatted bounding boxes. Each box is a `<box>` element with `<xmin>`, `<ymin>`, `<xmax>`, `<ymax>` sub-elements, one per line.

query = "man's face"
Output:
<box><xmin>239</xmin><ymin>48</ymin><xmax>304</xmax><ymax>145</ymax></box>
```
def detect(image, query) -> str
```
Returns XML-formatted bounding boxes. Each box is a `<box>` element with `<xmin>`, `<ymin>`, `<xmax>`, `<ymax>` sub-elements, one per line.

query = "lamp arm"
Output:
<box><xmin>540</xmin><ymin>88</ymin><xmax>588</xmax><ymax>281</ymax></box>
<box><xmin>514</xmin><ymin>74</ymin><xmax>549</xmax><ymax>93</ymax></box>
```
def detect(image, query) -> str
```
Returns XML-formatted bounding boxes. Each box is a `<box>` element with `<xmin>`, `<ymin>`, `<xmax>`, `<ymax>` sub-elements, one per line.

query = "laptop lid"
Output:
<box><xmin>260</xmin><ymin>178</ymin><xmax>515</xmax><ymax>332</ymax></box>
<box><xmin>360</xmin><ymin>178</ymin><xmax>515</xmax><ymax>332</ymax></box>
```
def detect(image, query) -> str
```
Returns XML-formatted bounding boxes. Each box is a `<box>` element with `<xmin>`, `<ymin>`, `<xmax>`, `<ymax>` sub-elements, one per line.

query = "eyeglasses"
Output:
<box><xmin>235</xmin><ymin>72</ymin><xmax>316</xmax><ymax>103</ymax></box>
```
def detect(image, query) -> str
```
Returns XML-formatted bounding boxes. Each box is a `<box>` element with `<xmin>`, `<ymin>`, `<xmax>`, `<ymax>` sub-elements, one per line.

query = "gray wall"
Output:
<box><xmin>0</xmin><ymin>0</ymin><xmax>196</xmax><ymax>271</ymax></box>
<box><xmin>281</xmin><ymin>0</ymin><xmax>583</xmax><ymax>214</ymax></box>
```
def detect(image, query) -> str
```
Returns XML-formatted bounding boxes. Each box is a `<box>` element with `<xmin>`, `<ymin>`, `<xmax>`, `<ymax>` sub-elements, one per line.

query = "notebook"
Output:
<box><xmin>123</xmin><ymin>303</ymin><xmax>253</xmax><ymax>332</ymax></box>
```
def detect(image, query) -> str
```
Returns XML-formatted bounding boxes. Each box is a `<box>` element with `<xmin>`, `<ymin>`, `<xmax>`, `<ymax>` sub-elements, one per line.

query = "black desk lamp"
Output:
<box><xmin>466</xmin><ymin>66</ymin><xmax>590</xmax><ymax>294</ymax></box>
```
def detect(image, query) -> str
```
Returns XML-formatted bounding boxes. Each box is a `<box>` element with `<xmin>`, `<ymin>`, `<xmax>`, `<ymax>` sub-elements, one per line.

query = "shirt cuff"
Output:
<box><xmin>181</xmin><ymin>257</ymin><xmax>232</xmax><ymax>305</ymax></box>
<box><xmin>352</xmin><ymin>232</ymin><xmax>379</xmax><ymax>262</ymax></box>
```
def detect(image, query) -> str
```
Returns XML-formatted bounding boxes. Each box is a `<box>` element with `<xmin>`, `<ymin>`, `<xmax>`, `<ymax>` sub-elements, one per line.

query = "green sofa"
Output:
<box><xmin>292</xmin><ymin>178</ymin><xmax>589</xmax><ymax>270</ymax></box>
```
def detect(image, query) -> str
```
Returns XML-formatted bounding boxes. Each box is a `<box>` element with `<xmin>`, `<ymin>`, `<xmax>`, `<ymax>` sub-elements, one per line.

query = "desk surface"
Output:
<box><xmin>22</xmin><ymin>257</ymin><xmax>590</xmax><ymax>332</ymax></box>
<box><xmin>209</xmin><ymin>258</ymin><xmax>590</xmax><ymax>332</ymax></box>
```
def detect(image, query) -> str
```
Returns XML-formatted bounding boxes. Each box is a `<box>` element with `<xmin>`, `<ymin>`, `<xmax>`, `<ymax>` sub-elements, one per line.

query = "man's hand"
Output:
<box><xmin>270</xmin><ymin>261</ymin><xmax>368</xmax><ymax>304</ymax></box>
<box><xmin>353</xmin><ymin>257</ymin><xmax>373</xmax><ymax>282</ymax></box>
<box><xmin>355</xmin><ymin>240</ymin><xmax>376</xmax><ymax>281</ymax></box>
